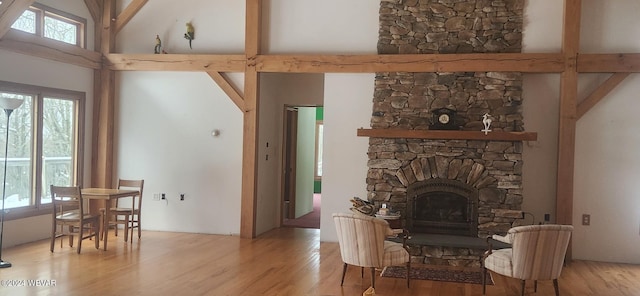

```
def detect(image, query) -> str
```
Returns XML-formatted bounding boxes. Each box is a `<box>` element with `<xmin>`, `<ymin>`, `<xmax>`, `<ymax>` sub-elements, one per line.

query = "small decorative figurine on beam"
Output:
<box><xmin>184</xmin><ymin>22</ymin><xmax>195</xmax><ymax>49</ymax></box>
<box><xmin>154</xmin><ymin>35</ymin><xmax>162</xmax><ymax>54</ymax></box>
<box><xmin>481</xmin><ymin>113</ymin><xmax>493</xmax><ymax>135</ymax></box>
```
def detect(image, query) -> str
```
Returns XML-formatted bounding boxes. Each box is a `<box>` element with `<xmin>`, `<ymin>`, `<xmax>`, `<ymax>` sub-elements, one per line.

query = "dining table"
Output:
<box><xmin>81</xmin><ymin>188</ymin><xmax>140</xmax><ymax>251</ymax></box>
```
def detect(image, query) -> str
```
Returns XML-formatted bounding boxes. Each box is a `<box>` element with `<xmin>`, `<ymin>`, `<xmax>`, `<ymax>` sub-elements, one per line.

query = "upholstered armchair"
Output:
<box><xmin>483</xmin><ymin>224</ymin><xmax>574</xmax><ymax>296</ymax></box>
<box><xmin>332</xmin><ymin>212</ymin><xmax>410</xmax><ymax>288</ymax></box>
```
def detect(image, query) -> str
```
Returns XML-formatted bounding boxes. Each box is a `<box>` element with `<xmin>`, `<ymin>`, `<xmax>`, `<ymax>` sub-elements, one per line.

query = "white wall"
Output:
<box><xmin>320</xmin><ymin>74</ymin><xmax>375</xmax><ymax>242</ymax></box>
<box><xmin>572</xmin><ymin>1</ymin><xmax>640</xmax><ymax>263</ymax></box>
<box><xmin>115</xmin><ymin>71</ymin><xmax>243</xmax><ymax>235</ymax></box>
<box><xmin>118</xmin><ymin>0</ymin><xmax>245</xmax><ymax>54</ymax></box>
<box><xmin>267</xmin><ymin>0</ymin><xmax>379</xmax><ymax>54</ymax></box>
<box><xmin>520</xmin><ymin>0</ymin><xmax>563</xmax><ymax>227</ymax></box>
<box><xmin>114</xmin><ymin>0</ymin><xmax>246</xmax><ymax>235</ymax></box>
<box><xmin>520</xmin><ymin>0</ymin><xmax>640</xmax><ymax>263</ymax></box>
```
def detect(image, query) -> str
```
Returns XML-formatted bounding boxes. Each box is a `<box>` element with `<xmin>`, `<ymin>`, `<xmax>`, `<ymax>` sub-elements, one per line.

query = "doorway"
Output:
<box><xmin>282</xmin><ymin>106</ymin><xmax>323</xmax><ymax>229</ymax></box>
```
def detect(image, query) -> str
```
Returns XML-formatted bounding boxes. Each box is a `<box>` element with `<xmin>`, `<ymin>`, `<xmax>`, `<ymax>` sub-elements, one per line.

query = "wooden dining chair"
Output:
<box><xmin>103</xmin><ymin>179</ymin><xmax>144</xmax><ymax>242</ymax></box>
<box><xmin>50</xmin><ymin>185</ymin><xmax>101</xmax><ymax>254</ymax></box>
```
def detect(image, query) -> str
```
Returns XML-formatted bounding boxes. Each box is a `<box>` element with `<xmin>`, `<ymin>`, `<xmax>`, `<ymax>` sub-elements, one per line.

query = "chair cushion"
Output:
<box><xmin>484</xmin><ymin>248</ymin><xmax>513</xmax><ymax>277</ymax></box>
<box><xmin>382</xmin><ymin>240</ymin><xmax>409</xmax><ymax>266</ymax></box>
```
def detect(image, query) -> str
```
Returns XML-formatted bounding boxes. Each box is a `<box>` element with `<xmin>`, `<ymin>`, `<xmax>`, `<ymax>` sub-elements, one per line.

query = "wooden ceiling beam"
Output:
<box><xmin>577</xmin><ymin>73</ymin><xmax>630</xmax><ymax>119</ymax></box>
<box><xmin>0</xmin><ymin>0</ymin><xmax>35</xmax><ymax>38</ymax></box>
<box><xmin>114</xmin><ymin>0</ymin><xmax>148</xmax><ymax>34</ymax></box>
<box><xmin>103</xmin><ymin>52</ymin><xmax>568</xmax><ymax>73</ymax></box>
<box><xmin>0</xmin><ymin>29</ymin><xmax>102</xmax><ymax>69</ymax></box>
<box><xmin>207</xmin><ymin>71</ymin><xmax>245</xmax><ymax>111</ymax></box>
<box><xmin>105</xmin><ymin>53</ymin><xmax>246</xmax><ymax>71</ymax></box>
<box><xmin>578</xmin><ymin>53</ymin><xmax>640</xmax><ymax>72</ymax></box>
<box><xmin>83</xmin><ymin>0</ymin><xmax>102</xmax><ymax>23</ymax></box>
<box><xmin>256</xmin><ymin>53</ymin><xmax>566</xmax><ymax>73</ymax></box>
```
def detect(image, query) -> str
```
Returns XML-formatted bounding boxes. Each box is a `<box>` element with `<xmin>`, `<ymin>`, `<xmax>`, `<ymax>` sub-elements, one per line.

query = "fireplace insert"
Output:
<box><xmin>407</xmin><ymin>179</ymin><xmax>478</xmax><ymax>237</ymax></box>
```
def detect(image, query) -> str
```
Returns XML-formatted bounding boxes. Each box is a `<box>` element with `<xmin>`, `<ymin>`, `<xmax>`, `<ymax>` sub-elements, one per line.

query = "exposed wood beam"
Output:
<box><xmin>557</xmin><ymin>0</ymin><xmax>582</xmax><ymax>261</ymax></box>
<box><xmin>83</xmin><ymin>0</ymin><xmax>102</xmax><ymax>22</ymax></box>
<box><xmin>577</xmin><ymin>53</ymin><xmax>640</xmax><ymax>73</ymax></box>
<box><xmin>240</xmin><ymin>0</ymin><xmax>261</xmax><ymax>239</ymax></box>
<box><xmin>206</xmin><ymin>71</ymin><xmax>245</xmax><ymax>111</ymax></box>
<box><xmin>0</xmin><ymin>0</ymin><xmax>35</xmax><ymax>38</ymax></box>
<box><xmin>104</xmin><ymin>52</ymin><xmax>565</xmax><ymax>73</ymax></box>
<box><xmin>105</xmin><ymin>54</ymin><xmax>246</xmax><ymax>72</ymax></box>
<box><xmin>92</xmin><ymin>0</ymin><xmax>116</xmax><ymax>188</ymax></box>
<box><xmin>88</xmin><ymin>0</ymin><xmax>102</xmax><ymax>189</ymax></box>
<box><xmin>114</xmin><ymin>0</ymin><xmax>148</xmax><ymax>34</ymax></box>
<box><xmin>577</xmin><ymin>73</ymin><xmax>630</xmax><ymax>119</ymax></box>
<box><xmin>256</xmin><ymin>53</ymin><xmax>566</xmax><ymax>73</ymax></box>
<box><xmin>0</xmin><ymin>29</ymin><xmax>102</xmax><ymax>69</ymax></box>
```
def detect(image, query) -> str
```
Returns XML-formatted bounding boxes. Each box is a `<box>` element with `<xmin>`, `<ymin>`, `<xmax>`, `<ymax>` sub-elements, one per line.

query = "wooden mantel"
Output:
<box><xmin>357</xmin><ymin>128</ymin><xmax>537</xmax><ymax>141</ymax></box>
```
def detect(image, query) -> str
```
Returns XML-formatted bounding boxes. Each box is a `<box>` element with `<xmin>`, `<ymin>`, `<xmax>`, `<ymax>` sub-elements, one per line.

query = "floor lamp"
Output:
<box><xmin>0</xmin><ymin>97</ymin><xmax>24</xmax><ymax>269</ymax></box>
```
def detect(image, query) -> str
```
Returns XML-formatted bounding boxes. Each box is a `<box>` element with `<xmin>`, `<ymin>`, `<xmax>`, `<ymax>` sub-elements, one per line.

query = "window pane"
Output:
<box><xmin>11</xmin><ymin>9</ymin><xmax>36</xmax><ymax>34</ymax></box>
<box><xmin>44</xmin><ymin>16</ymin><xmax>77</xmax><ymax>45</ymax></box>
<box><xmin>0</xmin><ymin>93</ymin><xmax>33</xmax><ymax>209</ymax></box>
<box><xmin>42</xmin><ymin>98</ymin><xmax>75</xmax><ymax>203</ymax></box>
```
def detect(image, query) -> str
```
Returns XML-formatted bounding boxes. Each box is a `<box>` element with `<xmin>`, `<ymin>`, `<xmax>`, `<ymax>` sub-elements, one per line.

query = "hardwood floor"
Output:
<box><xmin>1</xmin><ymin>228</ymin><xmax>639</xmax><ymax>295</ymax></box>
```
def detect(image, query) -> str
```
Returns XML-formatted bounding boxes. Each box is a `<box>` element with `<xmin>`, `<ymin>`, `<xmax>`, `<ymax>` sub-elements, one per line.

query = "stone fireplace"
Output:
<box><xmin>364</xmin><ymin>0</ymin><xmax>528</xmax><ymax>266</ymax></box>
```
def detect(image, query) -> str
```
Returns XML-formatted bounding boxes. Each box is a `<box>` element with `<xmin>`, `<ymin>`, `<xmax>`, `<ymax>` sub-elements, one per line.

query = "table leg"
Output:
<box><xmin>103</xmin><ymin>205</ymin><xmax>109</xmax><ymax>251</ymax></box>
<box><xmin>88</xmin><ymin>199</ymin><xmax>108</xmax><ymax>250</ymax></box>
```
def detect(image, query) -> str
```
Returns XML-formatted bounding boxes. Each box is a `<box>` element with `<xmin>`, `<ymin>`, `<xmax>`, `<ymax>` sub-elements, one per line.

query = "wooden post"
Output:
<box><xmin>557</xmin><ymin>0</ymin><xmax>582</xmax><ymax>260</ymax></box>
<box><xmin>92</xmin><ymin>0</ymin><xmax>116</xmax><ymax>188</ymax></box>
<box><xmin>240</xmin><ymin>0</ymin><xmax>261</xmax><ymax>238</ymax></box>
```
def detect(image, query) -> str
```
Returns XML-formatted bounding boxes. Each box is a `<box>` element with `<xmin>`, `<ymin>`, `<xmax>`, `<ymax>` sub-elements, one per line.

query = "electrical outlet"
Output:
<box><xmin>582</xmin><ymin>214</ymin><xmax>590</xmax><ymax>226</ymax></box>
<box><xmin>161</xmin><ymin>193</ymin><xmax>166</xmax><ymax>200</ymax></box>
<box><xmin>180</xmin><ymin>193</ymin><xmax>185</xmax><ymax>201</ymax></box>
<box><xmin>153</xmin><ymin>193</ymin><xmax>160</xmax><ymax>201</ymax></box>
<box><xmin>544</xmin><ymin>213</ymin><xmax>550</xmax><ymax>222</ymax></box>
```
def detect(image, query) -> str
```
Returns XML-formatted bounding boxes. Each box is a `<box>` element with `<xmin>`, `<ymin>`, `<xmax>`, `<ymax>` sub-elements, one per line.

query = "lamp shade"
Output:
<box><xmin>0</xmin><ymin>97</ymin><xmax>23</xmax><ymax>110</ymax></box>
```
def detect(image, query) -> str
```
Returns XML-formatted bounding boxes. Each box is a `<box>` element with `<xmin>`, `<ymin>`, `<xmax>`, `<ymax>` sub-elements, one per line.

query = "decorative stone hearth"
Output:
<box><xmin>367</xmin><ymin>0</ymin><xmax>527</xmax><ymax>266</ymax></box>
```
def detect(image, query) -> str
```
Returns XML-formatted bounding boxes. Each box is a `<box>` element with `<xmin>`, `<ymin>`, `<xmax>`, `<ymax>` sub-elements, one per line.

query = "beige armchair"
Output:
<box><xmin>332</xmin><ymin>212</ymin><xmax>410</xmax><ymax>288</ymax></box>
<box><xmin>483</xmin><ymin>224</ymin><xmax>574</xmax><ymax>296</ymax></box>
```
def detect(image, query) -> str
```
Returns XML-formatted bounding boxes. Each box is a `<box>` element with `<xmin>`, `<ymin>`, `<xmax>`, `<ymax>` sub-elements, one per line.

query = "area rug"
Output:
<box><xmin>380</xmin><ymin>266</ymin><xmax>493</xmax><ymax>285</ymax></box>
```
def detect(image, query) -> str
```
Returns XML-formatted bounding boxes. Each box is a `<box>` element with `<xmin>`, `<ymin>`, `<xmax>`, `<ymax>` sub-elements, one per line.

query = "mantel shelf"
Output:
<box><xmin>357</xmin><ymin>129</ymin><xmax>537</xmax><ymax>141</ymax></box>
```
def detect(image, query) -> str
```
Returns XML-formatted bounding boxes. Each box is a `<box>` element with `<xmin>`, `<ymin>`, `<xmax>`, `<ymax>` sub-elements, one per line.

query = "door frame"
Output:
<box><xmin>281</xmin><ymin>106</ymin><xmax>298</xmax><ymax>223</ymax></box>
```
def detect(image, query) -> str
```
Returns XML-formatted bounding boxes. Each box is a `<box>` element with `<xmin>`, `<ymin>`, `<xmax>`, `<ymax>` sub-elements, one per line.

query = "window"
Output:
<box><xmin>0</xmin><ymin>81</ymin><xmax>84</xmax><ymax>220</ymax></box>
<box><xmin>9</xmin><ymin>3</ymin><xmax>86</xmax><ymax>48</ymax></box>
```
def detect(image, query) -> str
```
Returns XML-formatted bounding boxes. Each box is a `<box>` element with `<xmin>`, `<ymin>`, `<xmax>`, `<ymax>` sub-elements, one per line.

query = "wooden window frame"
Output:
<box><xmin>0</xmin><ymin>81</ymin><xmax>85</xmax><ymax>221</ymax></box>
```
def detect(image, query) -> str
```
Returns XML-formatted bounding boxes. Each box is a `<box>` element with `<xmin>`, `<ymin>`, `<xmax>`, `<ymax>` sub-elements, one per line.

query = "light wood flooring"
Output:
<box><xmin>1</xmin><ymin>227</ymin><xmax>639</xmax><ymax>295</ymax></box>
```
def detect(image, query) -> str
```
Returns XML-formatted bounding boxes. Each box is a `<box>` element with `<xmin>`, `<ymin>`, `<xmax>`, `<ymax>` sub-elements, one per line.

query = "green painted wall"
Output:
<box><xmin>295</xmin><ymin>107</ymin><xmax>316</xmax><ymax>218</ymax></box>
<box><xmin>314</xmin><ymin>107</ymin><xmax>323</xmax><ymax>193</ymax></box>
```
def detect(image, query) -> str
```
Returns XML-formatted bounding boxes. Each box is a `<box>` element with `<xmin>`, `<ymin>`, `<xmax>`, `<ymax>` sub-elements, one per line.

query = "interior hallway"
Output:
<box><xmin>283</xmin><ymin>193</ymin><xmax>321</xmax><ymax>229</ymax></box>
